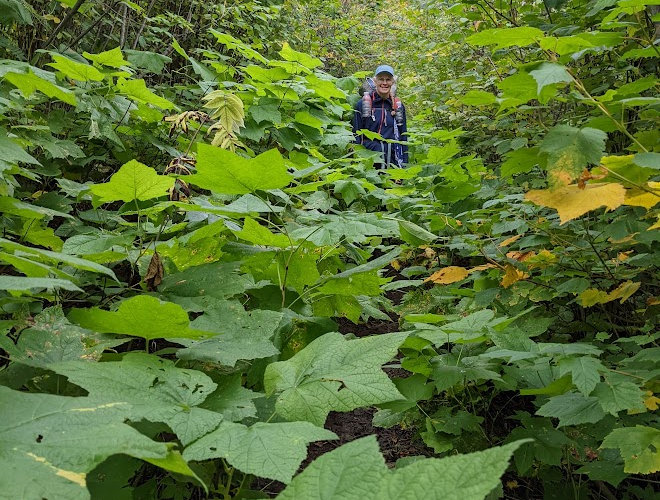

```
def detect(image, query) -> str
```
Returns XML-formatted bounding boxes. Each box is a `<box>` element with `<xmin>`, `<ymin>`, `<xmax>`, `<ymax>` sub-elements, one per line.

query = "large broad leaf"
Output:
<box><xmin>175</xmin><ymin>300</ymin><xmax>281</xmax><ymax>367</ymax></box>
<box><xmin>264</xmin><ymin>331</ymin><xmax>408</xmax><ymax>426</ymax></box>
<box><xmin>0</xmin><ymin>276</ymin><xmax>81</xmax><ymax>293</ymax></box>
<box><xmin>592</xmin><ymin>381</ymin><xmax>645</xmax><ymax>415</ymax></box>
<box><xmin>600</xmin><ymin>426</ymin><xmax>660</xmax><ymax>474</ymax></box>
<box><xmin>68</xmin><ymin>295</ymin><xmax>206</xmax><ymax>340</ymax></box>
<box><xmin>540</xmin><ymin>125</ymin><xmax>607</xmax><ymax>184</ymax></box>
<box><xmin>0</xmin><ymin>386</ymin><xmax>167</xmax><ymax>500</ymax></box>
<box><xmin>159</xmin><ymin>261</ymin><xmax>264</xmax><ymax>311</ymax></box>
<box><xmin>529</xmin><ymin>63</ymin><xmax>572</xmax><ymax>92</ymax></box>
<box><xmin>536</xmin><ymin>392</ymin><xmax>606</xmax><ymax>427</ymax></box>
<box><xmin>115</xmin><ymin>78</ymin><xmax>175</xmax><ymax>109</ymax></box>
<box><xmin>558</xmin><ymin>356</ymin><xmax>604</xmax><ymax>396</ymax></box>
<box><xmin>277</xmin><ymin>435</ymin><xmax>528</xmax><ymax>500</ymax></box>
<box><xmin>90</xmin><ymin>160</ymin><xmax>174</xmax><ymax>204</ymax></box>
<box><xmin>0</xmin><ymin>307</ymin><xmax>126</xmax><ymax>368</ymax></box>
<box><xmin>52</xmin><ymin>353</ymin><xmax>222</xmax><ymax>445</ymax></box>
<box><xmin>48</xmin><ymin>54</ymin><xmax>104</xmax><ymax>82</ymax></box>
<box><xmin>188</xmin><ymin>144</ymin><xmax>292</xmax><ymax>194</ymax></box>
<box><xmin>184</xmin><ymin>421</ymin><xmax>336</xmax><ymax>483</ymax></box>
<box><xmin>200</xmin><ymin>374</ymin><xmax>260</xmax><ymax>422</ymax></box>
<box><xmin>288</xmin><ymin>212</ymin><xmax>399</xmax><ymax>245</ymax></box>
<box><xmin>0</xmin><ymin>238</ymin><xmax>117</xmax><ymax>280</ymax></box>
<box><xmin>525</xmin><ymin>183</ymin><xmax>625</xmax><ymax>224</ymax></box>
<box><xmin>83</xmin><ymin>47</ymin><xmax>129</xmax><ymax>69</ymax></box>
<box><xmin>279</xmin><ymin>42</ymin><xmax>322</xmax><ymax>70</ymax></box>
<box><xmin>4</xmin><ymin>70</ymin><xmax>77</xmax><ymax>105</ymax></box>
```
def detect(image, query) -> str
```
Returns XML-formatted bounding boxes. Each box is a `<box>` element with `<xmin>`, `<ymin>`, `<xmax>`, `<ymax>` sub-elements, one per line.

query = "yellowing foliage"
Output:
<box><xmin>525</xmin><ymin>183</ymin><xmax>626</xmax><ymax>224</ymax></box>
<box><xmin>501</xmin><ymin>264</ymin><xmax>528</xmax><ymax>288</ymax></box>
<box><xmin>425</xmin><ymin>266</ymin><xmax>469</xmax><ymax>284</ymax></box>
<box><xmin>623</xmin><ymin>182</ymin><xmax>660</xmax><ymax>209</ymax></box>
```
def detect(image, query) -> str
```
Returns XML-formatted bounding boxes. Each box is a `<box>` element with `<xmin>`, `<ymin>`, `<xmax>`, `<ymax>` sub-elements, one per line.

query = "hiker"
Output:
<box><xmin>352</xmin><ymin>64</ymin><xmax>408</xmax><ymax>169</ymax></box>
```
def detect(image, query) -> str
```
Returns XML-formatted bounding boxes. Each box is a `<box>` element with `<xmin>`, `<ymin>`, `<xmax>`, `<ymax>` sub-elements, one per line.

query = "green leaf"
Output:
<box><xmin>233</xmin><ymin>217</ymin><xmax>292</xmax><ymax>247</ymax></box>
<box><xmin>264</xmin><ymin>332</ymin><xmax>408</xmax><ymax>426</ymax></box>
<box><xmin>159</xmin><ymin>261</ymin><xmax>262</xmax><ymax>310</ymax></box>
<box><xmin>0</xmin><ymin>238</ymin><xmax>118</xmax><ymax>280</ymax></box>
<box><xmin>4</xmin><ymin>70</ymin><xmax>77</xmax><ymax>105</ymax></box>
<box><xmin>529</xmin><ymin>63</ymin><xmax>572</xmax><ymax>93</ymax></box>
<box><xmin>0</xmin><ymin>385</ymin><xmax>167</xmax><ymax>500</ymax></box>
<box><xmin>558</xmin><ymin>356</ymin><xmax>604</xmax><ymax>395</ymax></box>
<box><xmin>304</xmin><ymin>74</ymin><xmax>345</xmax><ymax>100</ymax></box>
<box><xmin>83</xmin><ymin>47</ymin><xmax>129</xmax><ymax>68</ymax></box>
<box><xmin>90</xmin><ymin>159</ymin><xmax>174</xmax><ymax>204</ymax></box>
<box><xmin>184</xmin><ymin>421</ymin><xmax>336</xmax><ymax>483</ymax></box>
<box><xmin>466</xmin><ymin>27</ymin><xmax>544</xmax><ymax>49</ymax></box>
<box><xmin>460</xmin><ymin>90</ymin><xmax>496</xmax><ymax>106</ymax></box>
<box><xmin>592</xmin><ymin>381</ymin><xmax>645</xmax><ymax>415</ymax></box>
<box><xmin>399</xmin><ymin>220</ymin><xmax>437</xmax><ymax>245</ymax></box>
<box><xmin>68</xmin><ymin>295</ymin><xmax>206</xmax><ymax>340</ymax></box>
<box><xmin>601</xmin><ymin>426</ymin><xmax>660</xmax><ymax>474</ymax></box>
<box><xmin>200</xmin><ymin>374</ymin><xmax>259</xmax><ymax>422</ymax></box>
<box><xmin>52</xmin><ymin>353</ymin><xmax>221</xmax><ymax>445</ymax></box>
<box><xmin>634</xmin><ymin>152</ymin><xmax>660</xmax><ymax>170</ymax></box>
<box><xmin>279</xmin><ymin>42</ymin><xmax>322</xmax><ymax>69</ymax></box>
<box><xmin>176</xmin><ymin>300</ymin><xmax>281</xmax><ymax>367</ymax></box>
<box><xmin>277</xmin><ymin>436</ymin><xmax>528</xmax><ymax>500</ymax></box>
<box><xmin>249</xmin><ymin>101</ymin><xmax>282</xmax><ymax>124</ymax></box>
<box><xmin>48</xmin><ymin>55</ymin><xmax>104</xmax><ymax>82</ymax></box>
<box><xmin>500</xmin><ymin>147</ymin><xmax>544</xmax><ymax>177</ymax></box>
<box><xmin>188</xmin><ymin>144</ymin><xmax>292</xmax><ymax>194</ymax></box>
<box><xmin>536</xmin><ymin>392</ymin><xmax>606</xmax><ymax>427</ymax></box>
<box><xmin>0</xmin><ymin>276</ymin><xmax>82</xmax><ymax>293</ymax></box>
<box><xmin>115</xmin><ymin>78</ymin><xmax>175</xmax><ymax>109</ymax></box>
<box><xmin>294</xmin><ymin>110</ymin><xmax>323</xmax><ymax>130</ymax></box>
<box><xmin>540</xmin><ymin>125</ymin><xmax>607</xmax><ymax>184</ymax></box>
<box><xmin>0</xmin><ymin>307</ymin><xmax>125</xmax><ymax>368</ymax></box>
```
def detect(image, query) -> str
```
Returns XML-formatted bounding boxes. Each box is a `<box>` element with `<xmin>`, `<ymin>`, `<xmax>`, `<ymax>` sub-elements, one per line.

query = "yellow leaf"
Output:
<box><xmin>391</xmin><ymin>259</ymin><xmax>401</xmax><ymax>271</ymax></box>
<box><xmin>648</xmin><ymin>218</ymin><xmax>660</xmax><ymax>231</ymax></box>
<box><xmin>501</xmin><ymin>264</ymin><xmax>527</xmax><ymax>288</ymax></box>
<box><xmin>624</xmin><ymin>182</ymin><xmax>660</xmax><ymax>209</ymax></box>
<box><xmin>580</xmin><ymin>289</ymin><xmax>610</xmax><ymax>307</ymax></box>
<box><xmin>525</xmin><ymin>183</ymin><xmax>626</xmax><ymax>224</ymax></box>
<box><xmin>425</xmin><ymin>266</ymin><xmax>468</xmax><ymax>284</ymax></box>
<box><xmin>467</xmin><ymin>263</ymin><xmax>497</xmax><ymax>274</ymax></box>
<box><xmin>644</xmin><ymin>392</ymin><xmax>660</xmax><ymax>411</ymax></box>
<box><xmin>499</xmin><ymin>234</ymin><xmax>522</xmax><ymax>247</ymax></box>
<box><xmin>608</xmin><ymin>280</ymin><xmax>641</xmax><ymax>304</ymax></box>
<box><xmin>580</xmin><ymin>281</ymin><xmax>641</xmax><ymax>307</ymax></box>
<box><xmin>617</xmin><ymin>251</ymin><xmax>632</xmax><ymax>261</ymax></box>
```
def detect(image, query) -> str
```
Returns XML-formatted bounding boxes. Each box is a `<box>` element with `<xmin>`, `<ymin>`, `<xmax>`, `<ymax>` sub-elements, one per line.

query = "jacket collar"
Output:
<box><xmin>372</xmin><ymin>93</ymin><xmax>392</xmax><ymax>104</ymax></box>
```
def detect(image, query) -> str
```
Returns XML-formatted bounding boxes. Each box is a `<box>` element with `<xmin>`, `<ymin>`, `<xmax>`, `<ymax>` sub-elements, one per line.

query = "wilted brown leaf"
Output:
<box><xmin>144</xmin><ymin>252</ymin><xmax>164</xmax><ymax>291</ymax></box>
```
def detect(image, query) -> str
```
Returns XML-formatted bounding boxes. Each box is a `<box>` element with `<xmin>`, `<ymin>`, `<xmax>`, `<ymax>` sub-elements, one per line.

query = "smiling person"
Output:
<box><xmin>352</xmin><ymin>64</ymin><xmax>408</xmax><ymax>169</ymax></box>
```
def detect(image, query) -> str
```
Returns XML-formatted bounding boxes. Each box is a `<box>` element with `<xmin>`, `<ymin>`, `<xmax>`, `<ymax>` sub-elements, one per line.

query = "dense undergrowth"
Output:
<box><xmin>0</xmin><ymin>0</ymin><xmax>658</xmax><ymax>499</ymax></box>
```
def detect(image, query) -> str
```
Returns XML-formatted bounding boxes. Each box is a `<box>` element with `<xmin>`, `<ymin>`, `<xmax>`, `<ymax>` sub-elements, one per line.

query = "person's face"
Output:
<box><xmin>375</xmin><ymin>73</ymin><xmax>393</xmax><ymax>98</ymax></box>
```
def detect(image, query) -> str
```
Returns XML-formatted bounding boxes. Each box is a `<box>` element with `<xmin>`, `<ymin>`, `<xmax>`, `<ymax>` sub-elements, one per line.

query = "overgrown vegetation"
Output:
<box><xmin>0</xmin><ymin>0</ymin><xmax>658</xmax><ymax>499</ymax></box>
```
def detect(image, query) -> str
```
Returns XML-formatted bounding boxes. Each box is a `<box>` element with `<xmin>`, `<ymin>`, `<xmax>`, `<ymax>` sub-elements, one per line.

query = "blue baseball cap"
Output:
<box><xmin>374</xmin><ymin>65</ymin><xmax>395</xmax><ymax>77</ymax></box>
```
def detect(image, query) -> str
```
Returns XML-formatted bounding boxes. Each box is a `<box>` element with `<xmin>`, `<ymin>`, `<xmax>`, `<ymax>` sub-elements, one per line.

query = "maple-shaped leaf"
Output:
<box><xmin>184</xmin><ymin>421</ymin><xmax>336</xmax><ymax>483</ymax></box>
<box><xmin>90</xmin><ymin>160</ymin><xmax>174</xmax><ymax>204</ymax></box>
<box><xmin>188</xmin><ymin>144</ymin><xmax>292</xmax><ymax>194</ymax></box>
<box><xmin>601</xmin><ymin>426</ymin><xmax>660</xmax><ymax>474</ymax></box>
<box><xmin>540</xmin><ymin>125</ymin><xmax>607</xmax><ymax>185</ymax></box>
<box><xmin>264</xmin><ymin>332</ymin><xmax>407</xmax><ymax>426</ymax></box>
<box><xmin>525</xmin><ymin>183</ymin><xmax>625</xmax><ymax>224</ymax></box>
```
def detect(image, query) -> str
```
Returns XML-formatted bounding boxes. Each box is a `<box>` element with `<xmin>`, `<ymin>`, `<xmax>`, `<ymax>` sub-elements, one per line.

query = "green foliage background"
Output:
<box><xmin>0</xmin><ymin>0</ymin><xmax>658</xmax><ymax>499</ymax></box>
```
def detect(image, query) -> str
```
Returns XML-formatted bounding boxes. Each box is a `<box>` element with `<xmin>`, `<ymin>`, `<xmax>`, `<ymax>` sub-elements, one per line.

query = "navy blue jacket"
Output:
<box><xmin>352</xmin><ymin>93</ymin><xmax>408</xmax><ymax>167</ymax></box>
